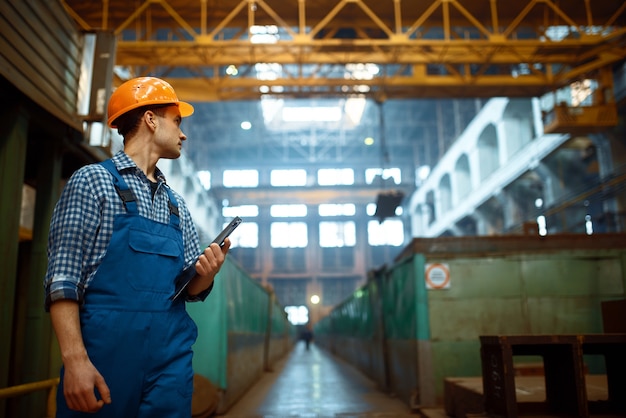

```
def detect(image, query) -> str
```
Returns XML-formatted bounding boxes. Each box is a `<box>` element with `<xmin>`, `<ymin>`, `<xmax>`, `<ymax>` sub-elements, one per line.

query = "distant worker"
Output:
<box><xmin>44</xmin><ymin>77</ymin><xmax>230</xmax><ymax>417</ymax></box>
<box><xmin>302</xmin><ymin>324</ymin><xmax>314</xmax><ymax>350</ymax></box>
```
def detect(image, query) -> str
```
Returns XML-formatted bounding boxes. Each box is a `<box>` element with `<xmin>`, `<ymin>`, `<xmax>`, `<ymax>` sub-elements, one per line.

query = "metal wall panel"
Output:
<box><xmin>188</xmin><ymin>258</ymin><xmax>294</xmax><ymax>414</ymax></box>
<box><xmin>314</xmin><ymin>234</ymin><xmax>626</xmax><ymax>409</ymax></box>
<box><xmin>0</xmin><ymin>0</ymin><xmax>82</xmax><ymax>130</ymax></box>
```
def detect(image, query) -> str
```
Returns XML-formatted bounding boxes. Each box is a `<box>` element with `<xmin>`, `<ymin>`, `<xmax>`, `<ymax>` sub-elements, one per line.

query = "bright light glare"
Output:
<box><xmin>318</xmin><ymin>168</ymin><xmax>354</xmax><ymax>186</ymax></box>
<box><xmin>250</xmin><ymin>25</ymin><xmax>279</xmax><ymax>44</ymax></box>
<box><xmin>345</xmin><ymin>97</ymin><xmax>366</xmax><ymax>125</ymax></box>
<box><xmin>345</xmin><ymin>63</ymin><xmax>379</xmax><ymax>80</ymax></box>
<box><xmin>197</xmin><ymin>171</ymin><xmax>211</xmax><ymax>190</ymax></box>
<box><xmin>284</xmin><ymin>305</ymin><xmax>309</xmax><ymax>325</ymax></box>
<box><xmin>223</xmin><ymin>170</ymin><xmax>259</xmax><ymax>187</ymax></box>
<box><xmin>241</xmin><ymin>121</ymin><xmax>252</xmax><ymax>130</ymax></box>
<box><xmin>367</xmin><ymin>219</ymin><xmax>404</xmax><ymax>246</ymax></box>
<box><xmin>310</xmin><ymin>295</ymin><xmax>320</xmax><ymax>304</ymax></box>
<box><xmin>417</xmin><ymin>166</ymin><xmax>431</xmax><ymax>181</ymax></box>
<box><xmin>271</xmin><ymin>169</ymin><xmax>307</xmax><ymax>186</ymax></box>
<box><xmin>255</xmin><ymin>63</ymin><xmax>281</xmax><ymax>80</ymax></box>
<box><xmin>226</xmin><ymin>221</ymin><xmax>258</xmax><ymax>248</ymax></box>
<box><xmin>365</xmin><ymin>168</ymin><xmax>401</xmax><ymax>185</ymax></box>
<box><xmin>585</xmin><ymin>214</ymin><xmax>593</xmax><ymax>235</ymax></box>
<box><xmin>282</xmin><ymin>106</ymin><xmax>342</xmax><ymax>122</ymax></box>
<box><xmin>226</xmin><ymin>65</ymin><xmax>238</xmax><ymax>76</ymax></box>
<box><xmin>537</xmin><ymin>215</ymin><xmax>547</xmax><ymax>236</ymax></box>
<box><xmin>319</xmin><ymin>203</ymin><xmax>356</xmax><ymax>217</ymax></box>
<box><xmin>271</xmin><ymin>222</ymin><xmax>308</xmax><ymax>248</ymax></box>
<box><xmin>319</xmin><ymin>221</ymin><xmax>356</xmax><ymax>247</ymax></box>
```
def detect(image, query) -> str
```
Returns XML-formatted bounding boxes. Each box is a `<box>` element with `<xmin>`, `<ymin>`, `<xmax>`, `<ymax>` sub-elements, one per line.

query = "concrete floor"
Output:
<box><xmin>215</xmin><ymin>342</ymin><xmax>437</xmax><ymax>418</ymax></box>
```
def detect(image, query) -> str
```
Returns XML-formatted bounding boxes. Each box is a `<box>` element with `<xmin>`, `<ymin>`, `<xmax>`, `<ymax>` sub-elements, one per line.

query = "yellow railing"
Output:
<box><xmin>0</xmin><ymin>378</ymin><xmax>59</xmax><ymax>418</ymax></box>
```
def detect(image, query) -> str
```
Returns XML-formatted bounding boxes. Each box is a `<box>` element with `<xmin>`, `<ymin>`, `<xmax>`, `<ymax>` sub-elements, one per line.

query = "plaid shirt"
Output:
<box><xmin>44</xmin><ymin>151</ymin><xmax>204</xmax><ymax>310</ymax></box>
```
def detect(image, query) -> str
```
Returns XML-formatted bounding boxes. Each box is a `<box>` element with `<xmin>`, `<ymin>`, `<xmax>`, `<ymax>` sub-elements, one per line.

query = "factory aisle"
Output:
<box><xmin>215</xmin><ymin>341</ymin><xmax>426</xmax><ymax>418</ymax></box>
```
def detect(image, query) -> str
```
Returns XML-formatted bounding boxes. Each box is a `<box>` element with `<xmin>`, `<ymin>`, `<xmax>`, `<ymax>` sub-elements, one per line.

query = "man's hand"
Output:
<box><xmin>50</xmin><ymin>300</ymin><xmax>112</xmax><ymax>412</ymax></box>
<box><xmin>187</xmin><ymin>238</ymin><xmax>230</xmax><ymax>296</ymax></box>
<box><xmin>62</xmin><ymin>357</ymin><xmax>111</xmax><ymax>412</ymax></box>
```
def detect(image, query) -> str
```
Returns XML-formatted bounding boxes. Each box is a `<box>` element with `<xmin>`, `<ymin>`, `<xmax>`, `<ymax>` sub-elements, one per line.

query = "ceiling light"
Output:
<box><xmin>226</xmin><ymin>65</ymin><xmax>238</xmax><ymax>76</ymax></box>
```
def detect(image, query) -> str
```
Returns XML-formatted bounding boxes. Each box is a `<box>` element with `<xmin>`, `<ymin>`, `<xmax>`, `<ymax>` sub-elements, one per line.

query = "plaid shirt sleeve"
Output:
<box><xmin>44</xmin><ymin>165</ymin><xmax>110</xmax><ymax>311</ymax></box>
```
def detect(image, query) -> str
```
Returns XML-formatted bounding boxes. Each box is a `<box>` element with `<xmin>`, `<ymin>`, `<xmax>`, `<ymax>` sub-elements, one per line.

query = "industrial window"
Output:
<box><xmin>270</xmin><ymin>279</ymin><xmax>308</xmax><ymax>306</ymax></box>
<box><xmin>367</xmin><ymin>219</ymin><xmax>404</xmax><ymax>246</ymax></box>
<box><xmin>227</xmin><ymin>221</ymin><xmax>258</xmax><ymax>248</ymax></box>
<box><xmin>365</xmin><ymin>167</ymin><xmax>401</xmax><ymax>185</ymax></box>
<box><xmin>319</xmin><ymin>221</ymin><xmax>356</xmax><ymax>247</ymax></box>
<box><xmin>222</xmin><ymin>169</ymin><xmax>259</xmax><ymax>187</ymax></box>
<box><xmin>270</xmin><ymin>204</ymin><xmax>307</xmax><ymax>217</ymax></box>
<box><xmin>320</xmin><ymin>247</ymin><xmax>355</xmax><ymax>271</ymax></box>
<box><xmin>271</xmin><ymin>222</ymin><xmax>308</xmax><ymax>248</ymax></box>
<box><xmin>317</xmin><ymin>168</ymin><xmax>354</xmax><ymax>186</ymax></box>
<box><xmin>318</xmin><ymin>203</ymin><xmax>356</xmax><ymax>216</ymax></box>
<box><xmin>366</xmin><ymin>202</ymin><xmax>403</xmax><ymax>217</ymax></box>
<box><xmin>270</xmin><ymin>169</ymin><xmax>307</xmax><ymax>186</ymax></box>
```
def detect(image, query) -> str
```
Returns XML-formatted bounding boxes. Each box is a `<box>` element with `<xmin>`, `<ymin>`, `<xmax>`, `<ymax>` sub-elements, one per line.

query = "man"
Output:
<box><xmin>44</xmin><ymin>77</ymin><xmax>229</xmax><ymax>417</ymax></box>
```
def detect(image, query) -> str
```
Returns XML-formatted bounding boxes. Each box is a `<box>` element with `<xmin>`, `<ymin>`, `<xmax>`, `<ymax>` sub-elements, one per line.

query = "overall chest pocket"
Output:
<box><xmin>127</xmin><ymin>227</ymin><xmax>183</xmax><ymax>293</ymax></box>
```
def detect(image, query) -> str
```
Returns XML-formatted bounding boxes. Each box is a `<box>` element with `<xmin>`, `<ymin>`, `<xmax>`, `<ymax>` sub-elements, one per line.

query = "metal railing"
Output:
<box><xmin>0</xmin><ymin>378</ymin><xmax>59</xmax><ymax>418</ymax></box>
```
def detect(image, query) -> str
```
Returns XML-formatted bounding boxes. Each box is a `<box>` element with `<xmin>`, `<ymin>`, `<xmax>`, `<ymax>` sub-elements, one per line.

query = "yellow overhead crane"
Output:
<box><xmin>62</xmin><ymin>0</ymin><xmax>625</xmax><ymax>133</ymax></box>
<box><xmin>543</xmin><ymin>66</ymin><xmax>620</xmax><ymax>135</ymax></box>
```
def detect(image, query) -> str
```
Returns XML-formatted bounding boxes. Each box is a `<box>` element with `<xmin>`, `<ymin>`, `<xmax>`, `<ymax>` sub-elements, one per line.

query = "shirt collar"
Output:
<box><xmin>111</xmin><ymin>150</ymin><xmax>168</xmax><ymax>184</ymax></box>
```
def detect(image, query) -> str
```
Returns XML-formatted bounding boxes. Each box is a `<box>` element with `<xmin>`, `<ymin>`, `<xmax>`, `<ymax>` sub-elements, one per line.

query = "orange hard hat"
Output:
<box><xmin>107</xmin><ymin>77</ymin><xmax>194</xmax><ymax>128</ymax></box>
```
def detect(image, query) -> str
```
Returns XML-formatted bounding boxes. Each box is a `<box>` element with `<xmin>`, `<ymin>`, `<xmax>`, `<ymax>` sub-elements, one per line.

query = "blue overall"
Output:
<box><xmin>56</xmin><ymin>159</ymin><xmax>198</xmax><ymax>417</ymax></box>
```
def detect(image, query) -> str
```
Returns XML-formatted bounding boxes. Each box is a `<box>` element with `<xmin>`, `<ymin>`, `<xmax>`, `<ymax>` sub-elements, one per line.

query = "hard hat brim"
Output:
<box><xmin>178</xmin><ymin>101</ymin><xmax>194</xmax><ymax>118</ymax></box>
<box><xmin>108</xmin><ymin>100</ymin><xmax>195</xmax><ymax>128</ymax></box>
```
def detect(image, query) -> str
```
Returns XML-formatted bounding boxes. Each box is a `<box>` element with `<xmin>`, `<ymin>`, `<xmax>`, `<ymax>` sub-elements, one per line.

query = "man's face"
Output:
<box><xmin>153</xmin><ymin>105</ymin><xmax>187</xmax><ymax>159</ymax></box>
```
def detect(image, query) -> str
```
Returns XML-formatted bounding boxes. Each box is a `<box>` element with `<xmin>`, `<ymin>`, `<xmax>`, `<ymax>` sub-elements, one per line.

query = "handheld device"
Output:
<box><xmin>170</xmin><ymin>216</ymin><xmax>242</xmax><ymax>300</ymax></box>
<box><xmin>212</xmin><ymin>216</ymin><xmax>242</xmax><ymax>247</ymax></box>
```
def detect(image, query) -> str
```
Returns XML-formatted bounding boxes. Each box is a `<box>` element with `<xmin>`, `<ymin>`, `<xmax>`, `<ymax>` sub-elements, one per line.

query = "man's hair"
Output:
<box><xmin>113</xmin><ymin>104</ymin><xmax>170</xmax><ymax>139</ymax></box>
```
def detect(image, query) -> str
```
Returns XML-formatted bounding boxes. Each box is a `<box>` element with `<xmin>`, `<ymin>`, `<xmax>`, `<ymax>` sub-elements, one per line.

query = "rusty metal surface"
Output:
<box><xmin>479</xmin><ymin>334</ymin><xmax>626</xmax><ymax>417</ymax></box>
<box><xmin>602</xmin><ymin>299</ymin><xmax>626</xmax><ymax>333</ymax></box>
<box><xmin>396</xmin><ymin>233</ymin><xmax>626</xmax><ymax>261</ymax></box>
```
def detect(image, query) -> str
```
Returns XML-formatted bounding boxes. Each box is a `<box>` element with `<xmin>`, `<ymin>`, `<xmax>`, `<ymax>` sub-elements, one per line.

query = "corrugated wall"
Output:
<box><xmin>0</xmin><ymin>0</ymin><xmax>82</xmax><ymax>130</ymax></box>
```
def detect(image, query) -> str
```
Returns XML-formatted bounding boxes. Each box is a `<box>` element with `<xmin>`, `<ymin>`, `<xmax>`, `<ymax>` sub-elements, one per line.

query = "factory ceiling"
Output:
<box><xmin>62</xmin><ymin>0</ymin><xmax>626</xmax><ymax>101</ymax></box>
<box><xmin>61</xmin><ymin>0</ymin><xmax>626</xmax><ymax>174</ymax></box>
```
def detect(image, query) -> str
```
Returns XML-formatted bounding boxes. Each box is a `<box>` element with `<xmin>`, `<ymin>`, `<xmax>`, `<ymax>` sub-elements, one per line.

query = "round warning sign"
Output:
<box><xmin>425</xmin><ymin>263</ymin><xmax>450</xmax><ymax>289</ymax></box>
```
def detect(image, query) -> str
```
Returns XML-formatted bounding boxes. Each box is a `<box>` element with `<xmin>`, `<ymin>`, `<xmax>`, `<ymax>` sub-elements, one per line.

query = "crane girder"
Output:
<box><xmin>62</xmin><ymin>0</ymin><xmax>626</xmax><ymax>100</ymax></box>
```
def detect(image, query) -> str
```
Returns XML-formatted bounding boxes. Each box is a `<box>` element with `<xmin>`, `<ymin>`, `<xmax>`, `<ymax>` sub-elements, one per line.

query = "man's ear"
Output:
<box><xmin>142</xmin><ymin>110</ymin><xmax>157</xmax><ymax>131</ymax></box>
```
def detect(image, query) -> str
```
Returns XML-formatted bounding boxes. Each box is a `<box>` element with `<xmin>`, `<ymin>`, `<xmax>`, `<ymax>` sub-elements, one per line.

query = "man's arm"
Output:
<box><xmin>49</xmin><ymin>300</ymin><xmax>111</xmax><ymax>412</ymax></box>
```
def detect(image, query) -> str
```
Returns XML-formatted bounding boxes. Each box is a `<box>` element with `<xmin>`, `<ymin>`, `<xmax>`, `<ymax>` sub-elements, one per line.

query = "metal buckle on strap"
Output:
<box><xmin>168</xmin><ymin>200</ymin><xmax>179</xmax><ymax>217</ymax></box>
<box><xmin>115</xmin><ymin>188</ymin><xmax>136</xmax><ymax>206</ymax></box>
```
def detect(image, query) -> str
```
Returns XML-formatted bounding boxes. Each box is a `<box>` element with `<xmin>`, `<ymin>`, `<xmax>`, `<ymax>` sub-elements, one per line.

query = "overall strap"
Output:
<box><xmin>100</xmin><ymin>159</ymin><xmax>181</xmax><ymax>227</ymax></box>
<box><xmin>100</xmin><ymin>159</ymin><xmax>138</xmax><ymax>214</ymax></box>
<box><xmin>163</xmin><ymin>186</ymin><xmax>180</xmax><ymax>228</ymax></box>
